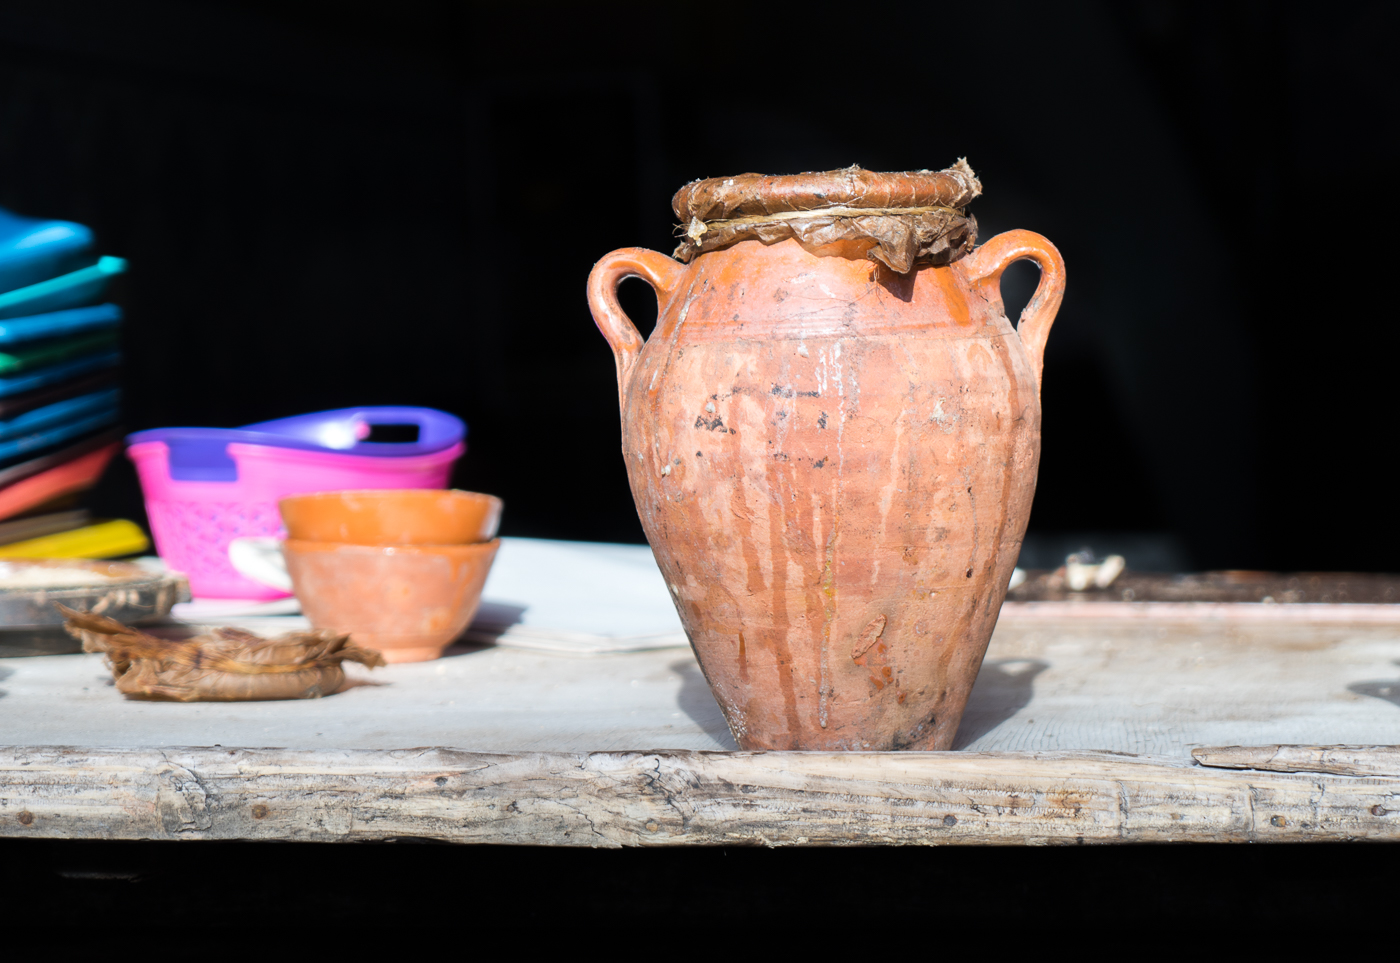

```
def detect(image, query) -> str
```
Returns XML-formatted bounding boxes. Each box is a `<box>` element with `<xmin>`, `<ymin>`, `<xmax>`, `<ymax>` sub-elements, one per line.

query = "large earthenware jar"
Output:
<box><xmin>587</xmin><ymin>164</ymin><xmax>1064</xmax><ymax>750</ymax></box>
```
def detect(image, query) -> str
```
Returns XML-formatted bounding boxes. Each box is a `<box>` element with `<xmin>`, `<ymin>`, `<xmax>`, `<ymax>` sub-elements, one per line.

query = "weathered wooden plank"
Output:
<box><xmin>1193</xmin><ymin>745</ymin><xmax>1400</xmax><ymax>778</ymax></box>
<box><xmin>4</xmin><ymin>746</ymin><xmax>1400</xmax><ymax>846</ymax></box>
<box><xmin>999</xmin><ymin>601</ymin><xmax>1400</xmax><ymax>622</ymax></box>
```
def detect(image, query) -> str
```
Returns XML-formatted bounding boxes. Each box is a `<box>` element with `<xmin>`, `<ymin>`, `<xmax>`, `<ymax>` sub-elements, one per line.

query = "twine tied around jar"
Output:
<box><xmin>671</xmin><ymin>160</ymin><xmax>982</xmax><ymax>273</ymax></box>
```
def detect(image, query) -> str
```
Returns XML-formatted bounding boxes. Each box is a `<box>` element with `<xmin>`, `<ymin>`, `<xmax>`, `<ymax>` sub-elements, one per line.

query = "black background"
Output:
<box><xmin>3</xmin><ymin>0</ymin><xmax>1398</xmax><ymax>923</ymax></box>
<box><xmin>3</xmin><ymin>0</ymin><xmax>1396</xmax><ymax>571</ymax></box>
<box><xmin>4</xmin><ymin>836</ymin><xmax>1397</xmax><ymax>942</ymax></box>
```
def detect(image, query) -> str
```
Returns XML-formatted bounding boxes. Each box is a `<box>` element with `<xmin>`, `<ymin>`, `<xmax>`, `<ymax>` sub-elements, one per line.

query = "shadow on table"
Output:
<box><xmin>670</xmin><ymin>657</ymin><xmax>738</xmax><ymax>748</ymax></box>
<box><xmin>440</xmin><ymin>601</ymin><xmax>528</xmax><ymax>656</ymax></box>
<box><xmin>0</xmin><ymin>628</ymin><xmax>83</xmax><ymax>659</ymax></box>
<box><xmin>1348</xmin><ymin>665</ymin><xmax>1400</xmax><ymax>708</ymax></box>
<box><xmin>469</xmin><ymin>601</ymin><xmax>528</xmax><ymax>633</ymax></box>
<box><xmin>952</xmin><ymin>658</ymin><xmax>1049</xmax><ymax>749</ymax></box>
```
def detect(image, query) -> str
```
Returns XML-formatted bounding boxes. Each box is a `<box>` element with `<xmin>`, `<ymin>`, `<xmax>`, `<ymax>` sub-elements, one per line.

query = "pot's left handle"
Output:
<box><xmin>587</xmin><ymin>248</ymin><xmax>687</xmax><ymax>414</ymax></box>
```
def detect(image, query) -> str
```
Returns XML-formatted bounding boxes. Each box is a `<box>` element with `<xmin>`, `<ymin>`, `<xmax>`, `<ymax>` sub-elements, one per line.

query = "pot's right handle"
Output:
<box><xmin>587</xmin><ymin>248</ymin><xmax>687</xmax><ymax>414</ymax></box>
<box><xmin>961</xmin><ymin>230</ymin><xmax>1066</xmax><ymax>392</ymax></box>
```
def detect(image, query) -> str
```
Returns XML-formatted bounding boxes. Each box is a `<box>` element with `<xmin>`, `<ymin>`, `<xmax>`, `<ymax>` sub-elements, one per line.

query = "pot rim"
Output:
<box><xmin>281</xmin><ymin>537</ymin><xmax>501</xmax><ymax>555</ymax></box>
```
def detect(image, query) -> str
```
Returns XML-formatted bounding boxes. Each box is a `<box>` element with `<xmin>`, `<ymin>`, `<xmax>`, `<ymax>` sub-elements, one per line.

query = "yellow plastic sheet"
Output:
<box><xmin>0</xmin><ymin>518</ymin><xmax>149</xmax><ymax>558</ymax></box>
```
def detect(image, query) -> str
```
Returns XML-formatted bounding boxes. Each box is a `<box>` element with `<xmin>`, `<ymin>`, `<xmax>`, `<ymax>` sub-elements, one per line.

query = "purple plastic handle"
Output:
<box><xmin>243</xmin><ymin>406</ymin><xmax>464</xmax><ymax>454</ymax></box>
<box><xmin>127</xmin><ymin>406</ymin><xmax>466</xmax><ymax>481</ymax></box>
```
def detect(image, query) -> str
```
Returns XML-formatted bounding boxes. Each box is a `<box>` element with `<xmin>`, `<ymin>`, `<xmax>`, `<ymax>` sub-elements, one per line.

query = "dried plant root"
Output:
<box><xmin>59</xmin><ymin>604</ymin><xmax>386</xmax><ymax>702</ymax></box>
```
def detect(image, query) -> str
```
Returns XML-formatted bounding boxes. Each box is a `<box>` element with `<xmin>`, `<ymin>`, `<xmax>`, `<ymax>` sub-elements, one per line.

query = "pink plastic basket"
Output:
<box><xmin>128</xmin><ymin>440</ymin><xmax>463</xmax><ymax>598</ymax></box>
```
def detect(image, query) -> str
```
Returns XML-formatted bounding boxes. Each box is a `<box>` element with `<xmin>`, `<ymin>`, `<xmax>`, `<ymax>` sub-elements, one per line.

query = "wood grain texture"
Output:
<box><xmin>5</xmin><ymin>746</ymin><xmax>1400</xmax><ymax>846</ymax></box>
<box><xmin>999</xmin><ymin>601</ymin><xmax>1400</xmax><ymax>622</ymax></box>
<box><xmin>1193</xmin><ymin>745</ymin><xmax>1400</xmax><ymax>777</ymax></box>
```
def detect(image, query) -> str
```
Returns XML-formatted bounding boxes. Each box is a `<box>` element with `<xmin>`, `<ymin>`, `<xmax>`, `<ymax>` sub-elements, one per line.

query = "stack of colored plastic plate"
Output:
<box><xmin>0</xmin><ymin>206</ymin><xmax>128</xmax><ymax>539</ymax></box>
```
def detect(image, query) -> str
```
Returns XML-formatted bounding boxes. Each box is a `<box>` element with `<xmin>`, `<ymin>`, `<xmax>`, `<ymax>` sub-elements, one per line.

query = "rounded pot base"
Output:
<box><xmin>375</xmin><ymin>644</ymin><xmax>450</xmax><ymax>664</ymax></box>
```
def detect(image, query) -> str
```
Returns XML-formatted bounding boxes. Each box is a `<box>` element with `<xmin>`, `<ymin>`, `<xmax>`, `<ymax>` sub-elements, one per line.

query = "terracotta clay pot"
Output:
<box><xmin>587</xmin><ymin>228</ymin><xmax>1064</xmax><ymax>750</ymax></box>
<box><xmin>280</xmin><ymin>489</ymin><xmax>502</xmax><ymax>545</ymax></box>
<box><xmin>281</xmin><ymin>539</ymin><xmax>499</xmax><ymax>663</ymax></box>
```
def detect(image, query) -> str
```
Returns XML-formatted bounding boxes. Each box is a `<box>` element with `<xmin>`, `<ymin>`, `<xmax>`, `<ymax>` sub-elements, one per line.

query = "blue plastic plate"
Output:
<box><xmin>0</xmin><ymin>408</ymin><xmax>121</xmax><ymax>468</ymax></box>
<box><xmin>0</xmin><ymin>350</ymin><xmax>121</xmax><ymax>399</ymax></box>
<box><xmin>0</xmin><ymin>207</ymin><xmax>94</xmax><ymax>295</ymax></box>
<box><xmin>0</xmin><ymin>387</ymin><xmax>121</xmax><ymax>442</ymax></box>
<box><xmin>0</xmin><ymin>257</ymin><xmax>127</xmax><ymax>320</ymax></box>
<box><xmin>0</xmin><ymin>370</ymin><xmax>117</xmax><ymax>420</ymax></box>
<box><xmin>0</xmin><ymin>304</ymin><xmax>122</xmax><ymax>347</ymax></box>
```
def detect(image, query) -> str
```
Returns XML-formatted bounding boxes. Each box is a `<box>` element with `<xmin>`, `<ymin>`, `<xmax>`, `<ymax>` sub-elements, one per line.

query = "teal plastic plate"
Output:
<box><xmin>0</xmin><ymin>257</ymin><xmax>127</xmax><ymax>320</ymax></box>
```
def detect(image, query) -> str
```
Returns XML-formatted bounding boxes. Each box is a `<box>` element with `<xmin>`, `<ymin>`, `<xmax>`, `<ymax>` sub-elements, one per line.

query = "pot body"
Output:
<box><xmin>589</xmin><ymin>232</ymin><xmax>1064</xmax><ymax>749</ymax></box>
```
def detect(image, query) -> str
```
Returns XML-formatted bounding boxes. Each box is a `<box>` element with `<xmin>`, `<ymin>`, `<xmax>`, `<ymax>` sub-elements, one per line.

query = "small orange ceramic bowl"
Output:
<box><xmin>279</xmin><ymin>489</ymin><xmax>502</xmax><ymax>546</ymax></box>
<box><xmin>281</xmin><ymin>538</ymin><xmax>500</xmax><ymax>663</ymax></box>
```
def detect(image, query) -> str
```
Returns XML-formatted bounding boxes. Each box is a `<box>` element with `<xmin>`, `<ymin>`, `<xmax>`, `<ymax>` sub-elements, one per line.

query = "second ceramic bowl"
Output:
<box><xmin>279</xmin><ymin>489</ymin><xmax>502</xmax><ymax>545</ymax></box>
<box><xmin>281</xmin><ymin>538</ymin><xmax>500</xmax><ymax>663</ymax></box>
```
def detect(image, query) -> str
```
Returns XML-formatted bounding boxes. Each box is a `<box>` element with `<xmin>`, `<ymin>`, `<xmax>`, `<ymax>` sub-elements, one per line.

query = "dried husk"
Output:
<box><xmin>671</xmin><ymin>160</ymin><xmax>982</xmax><ymax>273</ymax></box>
<box><xmin>60</xmin><ymin>605</ymin><xmax>385</xmax><ymax>702</ymax></box>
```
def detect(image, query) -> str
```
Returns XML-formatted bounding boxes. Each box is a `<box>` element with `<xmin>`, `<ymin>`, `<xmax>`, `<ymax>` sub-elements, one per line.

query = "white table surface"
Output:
<box><xmin>4</xmin><ymin>537</ymin><xmax>1400</xmax><ymax>756</ymax></box>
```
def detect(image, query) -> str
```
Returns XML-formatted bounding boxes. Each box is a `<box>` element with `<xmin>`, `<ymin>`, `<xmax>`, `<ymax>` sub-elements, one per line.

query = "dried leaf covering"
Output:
<box><xmin>671</xmin><ymin>160</ymin><xmax>983</xmax><ymax>273</ymax></box>
<box><xmin>59</xmin><ymin>604</ymin><xmax>385</xmax><ymax>702</ymax></box>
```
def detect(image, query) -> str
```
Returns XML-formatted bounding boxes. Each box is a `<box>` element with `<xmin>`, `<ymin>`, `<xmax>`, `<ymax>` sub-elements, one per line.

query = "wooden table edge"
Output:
<box><xmin>998</xmin><ymin>601</ymin><xmax>1400</xmax><ymax>621</ymax></box>
<box><xmin>4</xmin><ymin>745</ymin><xmax>1400</xmax><ymax>846</ymax></box>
